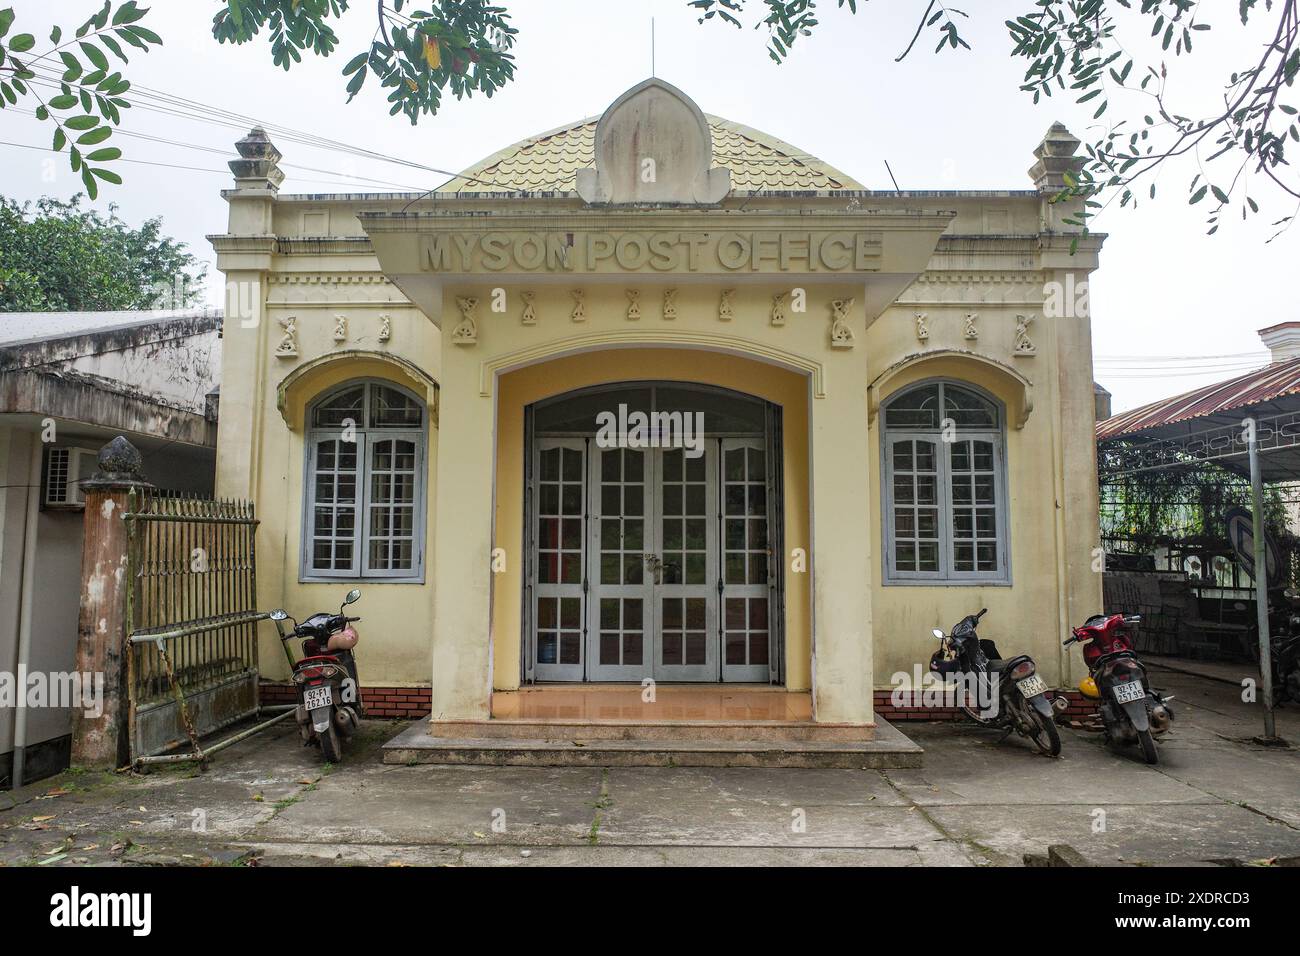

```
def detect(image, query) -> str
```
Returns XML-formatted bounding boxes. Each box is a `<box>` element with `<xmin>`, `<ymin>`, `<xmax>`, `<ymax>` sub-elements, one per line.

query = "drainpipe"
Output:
<box><xmin>12</xmin><ymin>438</ymin><xmax>43</xmax><ymax>789</ymax></box>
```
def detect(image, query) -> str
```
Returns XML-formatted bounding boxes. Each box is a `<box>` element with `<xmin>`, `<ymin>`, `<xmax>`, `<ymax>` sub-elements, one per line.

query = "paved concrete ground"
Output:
<box><xmin>1</xmin><ymin>669</ymin><xmax>1297</xmax><ymax>867</ymax></box>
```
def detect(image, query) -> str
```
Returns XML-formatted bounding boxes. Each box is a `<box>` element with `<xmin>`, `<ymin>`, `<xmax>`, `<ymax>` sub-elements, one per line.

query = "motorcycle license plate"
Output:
<box><xmin>1113</xmin><ymin>680</ymin><xmax>1145</xmax><ymax>704</ymax></box>
<box><xmin>303</xmin><ymin>685</ymin><xmax>332</xmax><ymax>710</ymax></box>
<box><xmin>1016</xmin><ymin>675</ymin><xmax>1047</xmax><ymax>697</ymax></box>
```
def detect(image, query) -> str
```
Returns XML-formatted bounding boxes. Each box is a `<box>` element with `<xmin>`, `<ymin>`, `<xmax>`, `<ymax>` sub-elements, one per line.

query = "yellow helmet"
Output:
<box><xmin>1078</xmin><ymin>676</ymin><xmax>1100</xmax><ymax>699</ymax></box>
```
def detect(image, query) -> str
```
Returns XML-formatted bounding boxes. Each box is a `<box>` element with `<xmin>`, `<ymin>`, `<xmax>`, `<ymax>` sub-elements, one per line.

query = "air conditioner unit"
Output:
<box><xmin>44</xmin><ymin>447</ymin><xmax>96</xmax><ymax>508</ymax></box>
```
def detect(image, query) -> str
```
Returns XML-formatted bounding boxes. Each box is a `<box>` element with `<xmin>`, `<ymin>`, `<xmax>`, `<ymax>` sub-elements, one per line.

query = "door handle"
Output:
<box><xmin>644</xmin><ymin>553</ymin><xmax>662</xmax><ymax>585</ymax></box>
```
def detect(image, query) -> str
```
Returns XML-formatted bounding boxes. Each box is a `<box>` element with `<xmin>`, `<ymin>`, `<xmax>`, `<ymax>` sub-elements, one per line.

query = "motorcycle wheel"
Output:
<box><xmin>1137</xmin><ymin>729</ymin><xmax>1158</xmax><ymax>765</ymax></box>
<box><xmin>320</xmin><ymin>720</ymin><xmax>344</xmax><ymax>763</ymax></box>
<box><xmin>1020</xmin><ymin>698</ymin><xmax>1061</xmax><ymax>756</ymax></box>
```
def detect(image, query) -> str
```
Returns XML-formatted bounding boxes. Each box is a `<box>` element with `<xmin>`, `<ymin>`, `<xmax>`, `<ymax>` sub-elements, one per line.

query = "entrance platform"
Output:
<box><xmin>382</xmin><ymin>685</ymin><xmax>923</xmax><ymax>768</ymax></box>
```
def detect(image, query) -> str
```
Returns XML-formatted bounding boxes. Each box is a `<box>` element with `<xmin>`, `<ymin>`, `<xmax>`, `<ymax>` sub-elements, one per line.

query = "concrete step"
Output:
<box><xmin>382</xmin><ymin>720</ymin><xmax>923</xmax><ymax>769</ymax></box>
<box><xmin>427</xmin><ymin>718</ymin><xmax>872</xmax><ymax>742</ymax></box>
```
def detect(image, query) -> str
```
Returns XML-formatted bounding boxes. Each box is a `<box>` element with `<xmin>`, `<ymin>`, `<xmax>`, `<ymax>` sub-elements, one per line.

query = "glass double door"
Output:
<box><xmin>532</xmin><ymin>437</ymin><xmax>772</xmax><ymax>683</ymax></box>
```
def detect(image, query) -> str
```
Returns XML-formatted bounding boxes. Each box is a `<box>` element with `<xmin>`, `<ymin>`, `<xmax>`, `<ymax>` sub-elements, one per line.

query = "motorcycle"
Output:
<box><xmin>1265</xmin><ymin>587</ymin><xmax>1300</xmax><ymax>706</ymax></box>
<box><xmin>928</xmin><ymin>608</ymin><xmax>1061</xmax><ymax>756</ymax></box>
<box><xmin>269</xmin><ymin>588</ymin><xmax>364</xmax><ymax>762</ymax></box>
<box><xmin>1061</xmin><ymin>613</ymin><xmax>1173</xmax><ymax>764</ymax></box>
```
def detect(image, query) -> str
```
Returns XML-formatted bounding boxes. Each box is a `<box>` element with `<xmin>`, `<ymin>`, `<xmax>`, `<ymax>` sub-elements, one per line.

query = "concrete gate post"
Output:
<box><xmin>70</xmin><ymin>436</ymin><xmax>153</xmax><ymax>770</ymax></box>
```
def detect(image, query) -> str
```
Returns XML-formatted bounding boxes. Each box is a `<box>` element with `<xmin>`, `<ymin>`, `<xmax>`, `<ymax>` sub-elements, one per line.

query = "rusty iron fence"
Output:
<box><xmin>124</xmin><ymin>490</ymin><xmax>291</xmax><ymax>766</ymax></box>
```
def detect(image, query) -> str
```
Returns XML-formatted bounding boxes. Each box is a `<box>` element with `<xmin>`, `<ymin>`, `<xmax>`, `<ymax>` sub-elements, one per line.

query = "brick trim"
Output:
<box><xmin>260</xmin><ymin>682</ymin><xmax>431</xmax><ymax>719</ymax></box>
<box><xmin>262</xmin><ymin>683</ymin><xmax>1097</xmax><ymax>723</ymax></box>
<box><xmin>874</xmin><ymin>688</ymin><xmax>1098</xmax><ymax>721</ymax></box>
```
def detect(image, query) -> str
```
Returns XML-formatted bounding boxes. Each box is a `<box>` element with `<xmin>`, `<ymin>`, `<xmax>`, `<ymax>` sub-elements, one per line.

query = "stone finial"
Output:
<box><xmin>85</xmin><ymin>435</ymin><xmax>152</xmax><ymax>488</ymax></box>
<box><xmin>1028</xmin><ymin>122</ymin><xmax>1083</xmax><ymax>194</ymax></box>
<box><xmin>229</xmin><ymin>127</ymin><xmax>285</xmax><ymax>192</ymax></box>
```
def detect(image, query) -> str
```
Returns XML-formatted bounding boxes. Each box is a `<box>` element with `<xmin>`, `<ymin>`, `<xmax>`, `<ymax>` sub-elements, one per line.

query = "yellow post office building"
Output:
<box><xmin>212</xmin><ymin>80</ymin><xmax>1103</xmax><ymax>759</ymax></box>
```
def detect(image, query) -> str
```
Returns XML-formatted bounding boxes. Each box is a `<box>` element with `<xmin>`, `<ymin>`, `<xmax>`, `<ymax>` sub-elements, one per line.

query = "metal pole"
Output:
<box><xmin>1248</xmin><ymin>430</ymin><xmax>1277</xmax><ymax>740</ymax></box>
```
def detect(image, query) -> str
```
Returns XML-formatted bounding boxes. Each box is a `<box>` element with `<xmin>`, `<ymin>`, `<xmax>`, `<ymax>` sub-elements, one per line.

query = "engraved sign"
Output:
<box><xmin>421</xmin><ymin>230</ymin><xmax>882</xmax><ymax>275</ymax></box>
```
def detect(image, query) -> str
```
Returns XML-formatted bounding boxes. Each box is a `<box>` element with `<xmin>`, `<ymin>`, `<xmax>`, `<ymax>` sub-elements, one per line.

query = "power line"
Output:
<box><xmin>22</xmin><ymin>65</ymin><xmax>532</xmax><ymax>191</ymax></box>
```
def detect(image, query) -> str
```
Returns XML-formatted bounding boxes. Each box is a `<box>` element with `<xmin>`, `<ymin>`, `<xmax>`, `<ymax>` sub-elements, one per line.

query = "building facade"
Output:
<box><xmin>212</xmin><ymin>80</ymin><xmax>1103</xmax><ymax>729</ymax></box>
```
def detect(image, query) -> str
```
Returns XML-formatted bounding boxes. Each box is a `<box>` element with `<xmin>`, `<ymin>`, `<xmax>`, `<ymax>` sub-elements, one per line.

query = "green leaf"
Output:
<box><xmin>86</xmin><ymin>146</ymin><xmax>120</xmax><ymax>162</ymax></box>
<box><xmin>48</xmin><ymin>94</ymin><xmax>78</xmax><ymax>110</ymax></box>
<box><xmin>77</xmin><ymin>125</ymin><xmax>111</xmax><ymax>145</ymax></box>
<box><xmin>124</xmin><ymin>24</ymin><xmax>161</xmax><ymax>46</ymax></box>
<box><xmin>1189</xmin><ymin>185</ymin><xmax>1208</xmax><ymax>204</ymax></box>
<box><xmin>343</xmin><ymin>51</ymin><xmax>368</xmax><ymax>75</ymax></box>
<box><xmin>0</xmin><ymin>10</ymin><xmax>14</xmax><ymax>39</ymax></box>
<box><xmin>52</xmin><ymin>127</ymin><xmax>66</xmax><ymax>151</ymax></box>
<box><xmin>80</xmin><ymin>41</ymin><xmax>108</xmax><ymax>72</ymax></box>
<box><xmin>81</xmin><ymin>163</ymin><xmax>98</xmax><ymax>200</ymax></box>
<box><xmin>8</xmin><ymin>32</ymin><xmax>34</xmax><ymax>52</ymax></box>
<box><xmin>113</xmin><ymin>2</ymin><xmax>146</xmax><ymax>26</ymax></box>
<box><xmin>90</xmin><ymin>167</ymin><xmax>122</xmax><ymax>184</ymax></box>
<box><xmin>64</xmin><ymin>114</ymin><xmax>99</xmax><ymax>131</ymax></box>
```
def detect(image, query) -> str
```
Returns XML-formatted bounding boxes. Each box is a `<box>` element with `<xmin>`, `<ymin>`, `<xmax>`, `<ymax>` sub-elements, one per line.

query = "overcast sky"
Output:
<box><xmin>3</xmin><ymin>1</ymin><xmax>1294</xmax><ymax>413</ymax></box>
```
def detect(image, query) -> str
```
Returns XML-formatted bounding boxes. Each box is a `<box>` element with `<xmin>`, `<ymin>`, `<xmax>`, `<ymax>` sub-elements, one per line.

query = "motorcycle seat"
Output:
<box><xmin>987</xmin><ymin>654</ymin><xmax>1031</xmax><ymax>674</ymax></box>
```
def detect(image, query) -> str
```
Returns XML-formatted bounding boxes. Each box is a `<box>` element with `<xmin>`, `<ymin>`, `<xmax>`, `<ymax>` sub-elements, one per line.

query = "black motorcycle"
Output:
<box><xmin>929</xmin><ymin>608</ymin><xmax>1061</xmax><ymax>756</ymax></box>
<box><xmin>1267</xmin><ymin>587</ymin><xmax>1300</xmax><ymax>705</ymax></box>
<box><xmin>269</xmin><ymin>588</ymin><xmax>364</xmax><ymax>762</ymax></box>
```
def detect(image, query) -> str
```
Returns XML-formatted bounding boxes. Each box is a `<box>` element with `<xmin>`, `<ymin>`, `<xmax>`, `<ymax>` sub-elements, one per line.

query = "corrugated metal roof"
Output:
<box><xmin>1097</xmin><ymin>356</ymin><xmax>1300</xmax><ymax>440</ymax></box>
<box><xmin>438</xmin><ymin>114</ymin><xmax>863</xmax><ymax>193</ymax></box>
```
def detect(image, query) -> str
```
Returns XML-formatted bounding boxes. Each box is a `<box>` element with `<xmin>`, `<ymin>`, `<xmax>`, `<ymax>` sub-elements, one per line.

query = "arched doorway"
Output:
<box><xmin>524</xmin><ymin>382</ymin><xmax>784</xmax><ymax>684</ymax></box>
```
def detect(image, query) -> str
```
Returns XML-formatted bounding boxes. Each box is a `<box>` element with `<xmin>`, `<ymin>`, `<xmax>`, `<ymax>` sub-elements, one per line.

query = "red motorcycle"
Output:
<box><xmin>269</xmin><ymin>588</ymin><xmax>364</xmax><ymax>762</ymax></box>
<box><xmin>1061</xmin><ymin>613</ymin><xmax>1174</xmax><ymax>764</ymax></box>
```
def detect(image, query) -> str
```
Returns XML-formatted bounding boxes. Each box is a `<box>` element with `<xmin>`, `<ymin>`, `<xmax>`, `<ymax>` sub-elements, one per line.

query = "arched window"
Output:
<box><xmin>882</xmin><ymin>380</ymin><xmax>1009</xmax><ymax>583</ymax></box>
<box><xmin>302</xmin><ymin>380</ymin><xmax>427</xmax><ymax>581</ymax></box>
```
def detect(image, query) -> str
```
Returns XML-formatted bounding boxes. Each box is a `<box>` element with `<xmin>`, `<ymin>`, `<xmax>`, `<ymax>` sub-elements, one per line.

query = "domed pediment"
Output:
<box><xmin>574</xmin><ymin>78</ymin><xmax>730</xmax><ymax>205</ymax></box>
<box><xmin>439</xmin><ymin>93</ymin><xmax>862</xmax><ymax>195</ymax></box>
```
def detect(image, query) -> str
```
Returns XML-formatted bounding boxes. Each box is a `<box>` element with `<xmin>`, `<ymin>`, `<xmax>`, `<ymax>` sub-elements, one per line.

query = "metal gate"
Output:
<box><xmin>124</xmin><ymin>489</ymin><xmax>283</xmax><ymax>765</ymax></box>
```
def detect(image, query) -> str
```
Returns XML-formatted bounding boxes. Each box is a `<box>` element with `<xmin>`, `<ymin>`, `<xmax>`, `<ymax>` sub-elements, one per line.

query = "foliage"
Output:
<box><xmin>0</xmin><ymin>194</ymin><xmax>206</xmax><ymax>312</ymax></box>
<box><xmin>693</xmin><ymin>1</ymin><xmax>1300</xmax><ymax>239</ymax></box>
<box><xmin>0</xmin><ymin>2</ymin><xmax>161</xmax><ymax>198</ymax></box>
<box><xmin>1099</xmin><ymin>455</ymin><xmax>1292</xmax><ymax>553</ymax></box>
<box><xmin>210</xmin><ymin>0</ymin><xmax>516</xmax><ymax>124</ymax></box>
<box><xmin>5</xmin><ymin>0</ymin><xmax>1296</xmax><ymax>243</ymax></box>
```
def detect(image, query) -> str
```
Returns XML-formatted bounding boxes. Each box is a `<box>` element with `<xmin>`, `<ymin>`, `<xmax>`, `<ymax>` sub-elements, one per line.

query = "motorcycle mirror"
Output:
<box><xmin>269</xmin><ymin>609</ymin><xmax>288</xmax><ymax>622</ymax></box>
<box><xmin>932</xmin><ymin>628</ymin><xmax>946</xmax><ymax>640</ymax></box>
<box><xmin>343</xmin><ymin>588</ymin><xmax>362</xmax><ymax>606</ymax></box>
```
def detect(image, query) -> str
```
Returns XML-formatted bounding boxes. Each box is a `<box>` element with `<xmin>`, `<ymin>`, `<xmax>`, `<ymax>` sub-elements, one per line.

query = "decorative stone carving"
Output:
<box><xmin>771</xmin><ymin>292</ymin><xmax>788</xmax><ymax>327</ymax></box>
<box><xmin>333</xmin><ymin>314</ymin><xmax>348</xmax><ymax>342</ymax></box>
<box><xmin>829</xmin><ymin>298</ymin><xmax>856</xmax><ymax>349</ymax></box>
<box><xmin>274</xmin><ymin>316</ymin><xmax>298</xmax><ymax>357</ymax></box>
<box><xmin>719</xmin><ymin>289</ymin><xmax>736</xmax><ymax>322</ymax></box>
<box><xmin>1014</xmin><ymin>314</ymin><xmax>1037</xmax><ymax>355</ymax></box>
<box><xmin>914</xmin><ymin>311</ymin><xmax>929</xmax><ymax>341</ymax></box>
<box><xmin>378</xmin><ymin>314</ymin><xmax>391</xmax><ymax>343</ymax></box>
<box><xmin>662</xmin><ymin>288</ymin><xmax>678</xmax><ymax>321</ymax></box>
<box><xmin>626</xmin><ymin>289</ymin><xmax>641</xmax><ymax>321</ymax></box>
<box><xmin>452</xmin><ymin>296</ymin><xmax>479</xmax><ymax>346</ymax></box>
<box><xmin>964</xmin><ymin>312</ymin><xmax>979</xmax><ymax>340</ymax></box>
<box><xmin>521</xmin><ymin>291</ymin><xmax>537</xmax><ymax>326</ymax></box>
<box><xmin>89</xmin><ymin>435</ymin><xmax>149</xmax><ymax>486</ymax></box>
<box><xmin>574</xmin><ymin>78</ymin><xmax>731</xmax><ymax>205</ymax></box>
<box><xmin>571</xmin><ymin>289</ymin><xmax>586</xmax><ymax>323</ymax></box>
